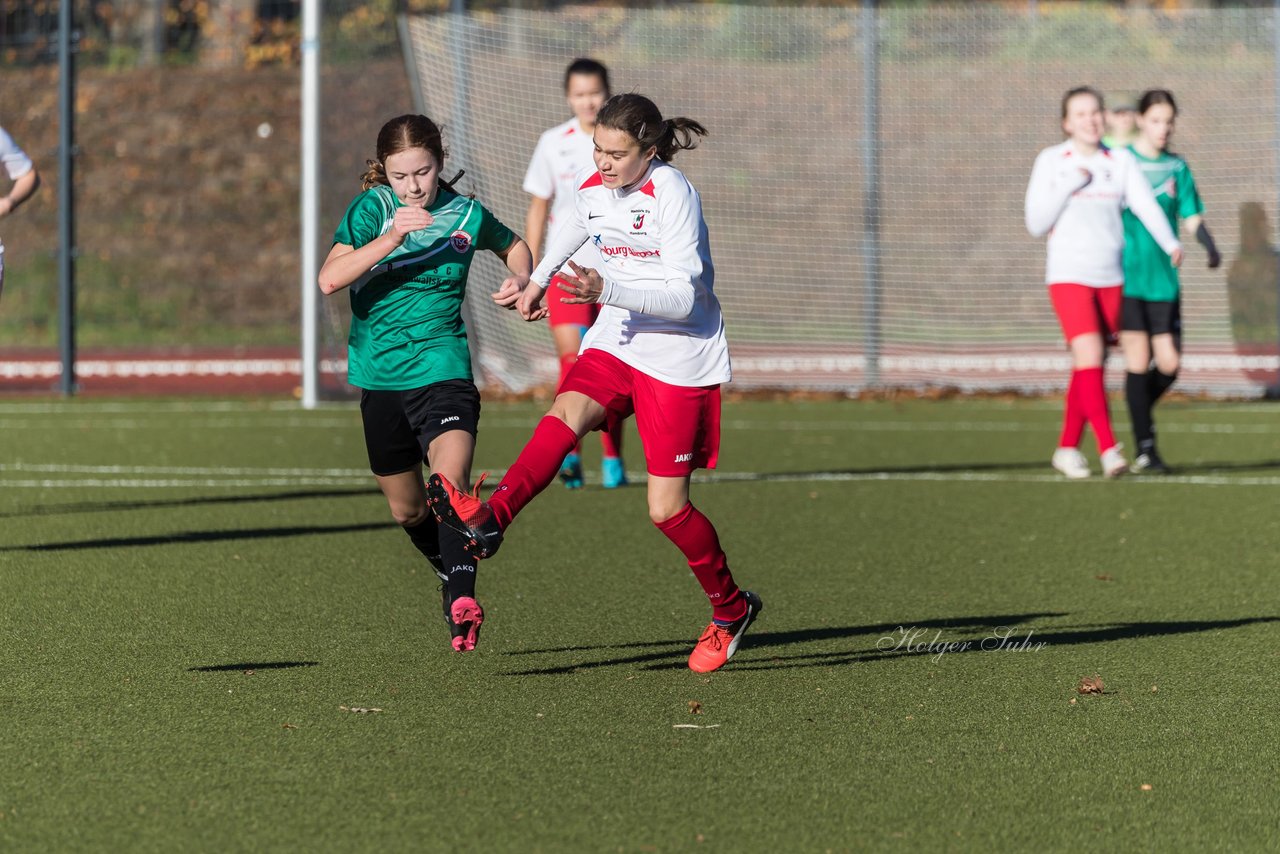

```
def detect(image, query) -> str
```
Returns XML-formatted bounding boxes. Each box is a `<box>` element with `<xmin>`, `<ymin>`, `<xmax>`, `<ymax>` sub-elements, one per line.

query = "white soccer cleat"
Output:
<box><xmin>1052</xmin><ymin>447</ymin><xmax>1091</xmax><ymax>479</ymax></box>
<box><xmin>1100</xmin><ymin>445</ymin><xmax>1128</xmax><ymax>479</ymax></box>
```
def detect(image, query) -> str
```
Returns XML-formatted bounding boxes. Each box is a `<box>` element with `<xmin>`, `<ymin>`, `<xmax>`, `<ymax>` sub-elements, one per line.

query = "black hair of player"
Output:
<box><xmin>1137</xmin><ymin>89</ymin><xmax>1178</xmax><ymax>117</ymax></box>
<box><xmin>564</xmin><ymin>58</ymin><xmax>611</xmax><ymax>97</ymax></box>
<box><xmin>1061</xmin><ymin>86</ymin><xmax>1104</xmax><ymax>120</ymax></box>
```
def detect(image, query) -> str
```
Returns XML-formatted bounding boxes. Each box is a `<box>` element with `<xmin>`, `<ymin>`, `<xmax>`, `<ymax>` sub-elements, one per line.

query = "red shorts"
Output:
<box><xmin>1048</xmin><ymin>283</ymin><xmax>1122</xmax><ymax>344</ymax></box>
<box><xmin>547</xmin><ymin>274</ymin><xmax>601</xmax><ymax>329</ymax></box>
<box><xmin>559</xmin><ymin>349</ymin><xmax>721</xmax><ymax>477</ymax></box>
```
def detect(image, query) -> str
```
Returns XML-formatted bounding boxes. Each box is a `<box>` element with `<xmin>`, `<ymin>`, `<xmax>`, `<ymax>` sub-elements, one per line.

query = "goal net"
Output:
<box><xmin>385</xmin><ymin>3</ymin><xmax>1280</xmax><ymax>396</ymax></box>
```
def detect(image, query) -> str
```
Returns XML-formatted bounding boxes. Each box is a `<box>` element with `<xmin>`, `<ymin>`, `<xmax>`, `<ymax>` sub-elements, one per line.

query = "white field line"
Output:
<box><xmin>0</xmin><ymin>462</ymin><xmax>371</xmax><ymax>476</ymax></box>
<box><xmin>1</xmin><ymin>477</ymin><xmax>374</xmax><ymax>489</ymax></box>
<box><xmin>0</xmin><ymin>400</ymin><xmax>305</xmax><ymax>414</ymax></box>
<box><xmin>3</xmin><ymin>467</ymin><xmax>1280</xmax><ymax>489</ymax></box>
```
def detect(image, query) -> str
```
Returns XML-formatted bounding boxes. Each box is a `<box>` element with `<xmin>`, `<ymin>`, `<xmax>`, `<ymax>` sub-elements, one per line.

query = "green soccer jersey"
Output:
<box><xmin>333</xmin><ymin>186</ymin><xmax>515</xmax><ymax>391</ymax></box>
<box><xmin>1122</xmin><ymin>147</ymin><xmax>1204</xmax><ymax>302</ymax></box>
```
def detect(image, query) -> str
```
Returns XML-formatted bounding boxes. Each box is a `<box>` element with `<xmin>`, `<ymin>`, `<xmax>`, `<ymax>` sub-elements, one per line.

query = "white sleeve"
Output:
<box><xmin>1024</xmin><ymin>149</ymin><xmax>1086</xmax><ymax>238</ymax></box>
<box><xmin>1122</xmin><ymin>155</ymin><xmax>1181</xmax><ymax>253</ymax></box>
<box><xmin>598</xmin><ymin>180</ymin><xmax>700</xmax><ymax>321</ymax></box>
<box><xmin>0</xmin><ymin>127</ymin><xmax>33</xmax><ymax>181</ymax></box>
<box><xmin>530</xmin><ymin>186</ymin><xmax>589</xmax><ymax>288</ymax></box>
<box><xmin>521</xmin><ymin>133</ymin><xmax>555</xmax><ymax>200</ymax></box>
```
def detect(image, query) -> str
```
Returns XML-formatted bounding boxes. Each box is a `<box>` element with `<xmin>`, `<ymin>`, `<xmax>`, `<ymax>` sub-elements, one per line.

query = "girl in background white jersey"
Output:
<box><xmin>523</xmin><ymin>59</ymin><xmax>627</xmax><ymax>490</ymax></box>
<box><xmin>1025</xmin><ymin>86</ymin><xmax>1182</xmax><ymax>479</ymax></box>
<box><xmin>428</xmin><ymin>94</ymin><xmax>761</xmax><ymax>674</ymax></box>
<box><xmin>0</xmin><ymin>123</ymin><xmax>41</xmax><ymax>305</ymax></box>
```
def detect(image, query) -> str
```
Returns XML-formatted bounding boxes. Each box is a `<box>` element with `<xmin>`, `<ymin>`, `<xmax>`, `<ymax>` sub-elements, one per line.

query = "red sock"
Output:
<box><xmin>654</xmin><ymin>503</ymin><xmax>744</xmax><ymax>623</ymax></box>
<box><xmin>1072</xmin><ymin>366</ymin><xmax>1116</xmax><ymax>453</ymax></box>
<box><xmin>1058</xmin><ymin>370</ymin><xmax>1086</xmax><ymax>448</ymax></box>
<box><xmin>557</xmin><ymin>354</ymin><xmax>582</xmax><ymax>456</ymax></box>
<box><xmin>599</xmin><ymin>418</ymin><xmax>623</xmax><ymax>459</ymax></box>
<box><xmin>489</xmin><ymin>416</ymin><xmax>579</xmax><ymax>528</ymax></box>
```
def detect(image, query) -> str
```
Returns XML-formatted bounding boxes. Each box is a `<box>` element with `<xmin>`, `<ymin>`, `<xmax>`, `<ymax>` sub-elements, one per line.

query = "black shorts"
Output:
<box><xmin>359</xmin><ymin>379</ymin><xmax>481</xmax><ymax>476</ymax></box>
<box><xmin>1121</xmin><ymin>297</ymin><xmax>1182</xmax><ymax>337</ymax></box>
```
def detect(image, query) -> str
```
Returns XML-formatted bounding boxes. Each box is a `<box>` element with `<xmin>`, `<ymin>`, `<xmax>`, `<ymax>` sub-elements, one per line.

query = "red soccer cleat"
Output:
<box><xmin>449</xmin><ymin>596</ymin><xmax>484</xmax><ymax>652</ymax></box>
<box><xmin>426</xmin><ymin>473</ymin><xmax>505</xmax><ymax>560</ymax></box>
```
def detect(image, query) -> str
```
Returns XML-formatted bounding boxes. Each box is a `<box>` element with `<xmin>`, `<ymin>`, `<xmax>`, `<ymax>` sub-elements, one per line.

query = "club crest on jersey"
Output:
<box><xmin>449</xmin><ymin>230</ymin><xmax>473</xmax><ymax>253</ymax></box>
<box><xmin>1162</xmin><ymin>177</ymin><xmax>1177</xmax><ymax>198</ymax></box>
<box><xmin>630</xmin><ymin>208</ymin><xmax>651</xmax><ymax>234</ymax></box>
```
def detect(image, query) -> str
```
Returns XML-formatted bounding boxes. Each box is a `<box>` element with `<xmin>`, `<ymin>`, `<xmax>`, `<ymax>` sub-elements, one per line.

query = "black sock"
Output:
<box><xmin>1125</xmin><ymin>371</ymin><xmax>1154</xmax><ymax>450</ymax></box>
<box><xmin>1149</xmin><ymin>369</ymin><xmax>1178</xmax><ymax>402</ymax></box>
<box><xmin>439</xmin><ymin>524</ymin><xmax>477</xmax><ymax>601</ymax></box>
<box><xmin>404</xmin><ymin>515</ymin><xmax>445</xmax><ymax>577</ymax></box>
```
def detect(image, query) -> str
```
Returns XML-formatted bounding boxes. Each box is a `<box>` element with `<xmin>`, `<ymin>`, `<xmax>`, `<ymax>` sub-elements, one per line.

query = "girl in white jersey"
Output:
<box><xmin>1025</xmin><ymin>86</ymin><xmax>1182</xmax><ymax>479</ymax></box>
<box><xmin>523</xmin><ymin>59</ymin><xmax>627</xmax><ymax>489</ymax></box>
<box><xmin>0</xmin><ymin>123</ymin><xmax>41</xmax><ymax>305</ymax></box>
<box><xmin>428</xmin><ymin>94</ymin><xmax>761</xmax><ymax>674</ymax></box>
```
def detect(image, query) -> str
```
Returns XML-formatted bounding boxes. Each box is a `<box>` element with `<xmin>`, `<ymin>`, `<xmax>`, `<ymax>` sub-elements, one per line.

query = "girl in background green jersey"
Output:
<box><xmin>1120</xmin><ymin>90</ymin><xmax>1220</xmax><ymax>474</ymax></box>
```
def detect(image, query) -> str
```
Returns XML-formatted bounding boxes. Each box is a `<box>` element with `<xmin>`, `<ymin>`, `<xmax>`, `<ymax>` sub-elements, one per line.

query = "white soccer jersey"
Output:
<box><xmin>0</xmin><ymin>125</ymin><xmax>34</xmax><ymax>259</ymax></box>
<box><xmin>0</xmin><ymin>126</ymin><xmax>33</xmax><ymax>182</ymax></box>
<box><xmin>523</xmin><ymin>117</ymin><xmax>597</xmax><ymax>270</ymax></box>
<box><xmin>532</xmin><ymin>160</ymin><xmax>731</xmax><ymax>388</ymax></box>
<box><xmin>1025</xmin><ymin>141</ymin><xmax>1180</xmax><ymax>286</ymax></box>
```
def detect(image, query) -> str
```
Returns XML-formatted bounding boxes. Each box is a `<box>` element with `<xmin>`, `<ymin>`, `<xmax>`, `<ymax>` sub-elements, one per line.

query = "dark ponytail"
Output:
<box><xmin>596</xmin><ymin>93</ymin><xmax>707</xmax><ymax>162</ymax></box>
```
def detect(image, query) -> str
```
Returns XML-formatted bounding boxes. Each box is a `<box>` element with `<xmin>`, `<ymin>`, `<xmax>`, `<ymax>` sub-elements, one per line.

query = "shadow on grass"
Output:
<box><xmin>503</xmin><ymin>614</ymin><xmax>1279</xmax><ymax>676</ymax></box>
<box><xmin>2</xmin><ymin>521</ymin><xmax>392</xmax><ymax>551</ymax></box>
<box><xmin>0</xmin><ymin>487</ymin><xmax>381</xmax><ymax>520</ymax></box>
<box><xmin>188</xmin><ymin>661</ymin><xmax>320</xmax><ymax>672</ymax></box>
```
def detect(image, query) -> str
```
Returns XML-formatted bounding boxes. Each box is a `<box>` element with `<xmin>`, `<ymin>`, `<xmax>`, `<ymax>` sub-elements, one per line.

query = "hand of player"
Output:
<box><xmin>388</xmin><ymin>206</ymin><xmax>434</xmax><ymax>244</ymax></box>
<box><xmin>557</xmin><ymin>260</ymin><xmax>604</xmax><ymax>304</ymax></box>
<box><xmin>491</xmin><ymin>276</ymin><xmax>528</xmax><ymax>309</ymax></box>
<box><xmin>0</xmin><ymin>197</ymin><xmax>12</xmax><ymax>219</ymax></box>
<box><xmin>1207</xmin><ymin>246</ymin><xmax>1222</xmax><ymax>269</ymax></box>
<box><xmin>1169</xmin><ymin>247</ymin><xmax>1184</xmax><ymax>268</ymax></box>
<box><xmin>516</xmin><ymin>280</ymin><xmax>548</xmax><ymax>321</ymax></box>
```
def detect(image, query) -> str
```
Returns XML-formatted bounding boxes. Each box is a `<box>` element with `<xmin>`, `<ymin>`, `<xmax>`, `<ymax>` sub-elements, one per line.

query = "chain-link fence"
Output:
<box><xmin>3</xmin><ymin>2</ymin><xmax>1280</xmax><ymax>395</ymax></box>
<box><xmin>401</xmin><ymin>2</ymin><xmax>1280</xmax><ymax>396</ymax></box>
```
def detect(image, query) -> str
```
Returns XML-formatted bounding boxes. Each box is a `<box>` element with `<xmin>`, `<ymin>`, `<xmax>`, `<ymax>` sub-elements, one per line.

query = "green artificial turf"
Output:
<box><xmin>1</xmin><ymin>397</ymin><xmax>1277</xmax><ymax>852</ymax></box>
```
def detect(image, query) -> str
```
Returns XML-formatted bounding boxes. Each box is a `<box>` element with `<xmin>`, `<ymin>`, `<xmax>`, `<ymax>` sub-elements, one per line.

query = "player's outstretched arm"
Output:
<box><xmin>491</xmin><ymin>237</ymin><xmax>533</xmax><ymax>310</ymax></box>
<box><xmin>1184</xmin><ymin>215</ymin><xmax>1221</xmax><ymax>269</ymax></box>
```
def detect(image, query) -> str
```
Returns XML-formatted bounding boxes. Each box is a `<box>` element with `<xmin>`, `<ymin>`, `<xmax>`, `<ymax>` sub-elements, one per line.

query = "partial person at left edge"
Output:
<box><xmin>0</xmin><ymin>123</ymin><xmax>42</xmax><ymax>306</ymax></box>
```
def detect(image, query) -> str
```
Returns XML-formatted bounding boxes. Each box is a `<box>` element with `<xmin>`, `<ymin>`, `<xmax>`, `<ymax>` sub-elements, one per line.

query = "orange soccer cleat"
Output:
<box><xmin>687</xmin><ymin>591</ymin><xmax>763</xmax><ymax>673</ymax></box>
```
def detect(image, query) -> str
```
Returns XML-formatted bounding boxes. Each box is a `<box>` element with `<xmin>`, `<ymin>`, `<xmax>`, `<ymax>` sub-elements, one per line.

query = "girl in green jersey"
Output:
<box><xmin>1120</xmin><ymin>90</ymin><xmax>1220</xmax><ymax>474</ymax></box>
<box><xmin>319</xmin><ymin>114</ymin><xmax>532</xmax><ymax>651</ymax></box>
